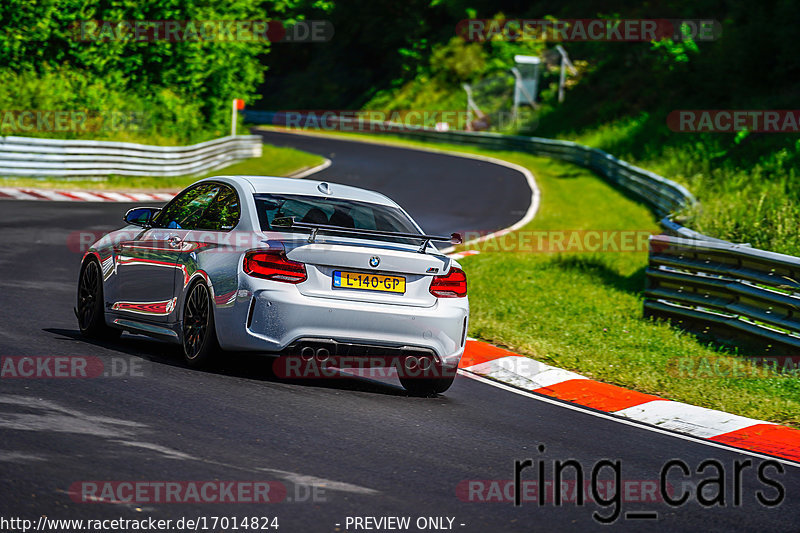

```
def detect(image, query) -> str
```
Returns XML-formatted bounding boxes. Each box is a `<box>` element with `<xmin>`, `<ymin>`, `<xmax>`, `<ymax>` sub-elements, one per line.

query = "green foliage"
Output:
<box><xmin>440</xmin><ymin>3</ymin><xmax>800</xmax><ymax>257</ymax></box>
<box><xmin>364</xmin><ymin>15</ymin><xmax>549</xmax><ymax>131</ymax></box>
<box><xmin>650</xmin><ymin>36</ymin><xmax>699</xmax><ymax>70</ymax></box>
<box><xmin>429</xmin><ymin>37</ymin><xmax>487</xmax><ymax>84</ymax></box>
<box><xmin>547</xmin><ymin>112</ymin><xmax>800</xmax><ymax>256</ymax></box>
<box><xmin>0</xmin><ymin>0</ymin><xmax>275</xmax><ymax>142</ymax></box>
<box><xmin>0</xmin><ymin>66</ymin><xmax>208</xmax><ymax>144</ymax></box>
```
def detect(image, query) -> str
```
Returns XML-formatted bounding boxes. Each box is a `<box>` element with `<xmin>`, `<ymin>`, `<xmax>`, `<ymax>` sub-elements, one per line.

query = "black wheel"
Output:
<box><xmin>399</xmin><ymin>366</ymin><xmax>457</xmax><ymax>396</ymax></box>
<box><xmin>182</xmin><ymin>281</ymin><xmax>219</xmax><ymax>367</ymax></box>
<box><xmin>77</xmin><ymin>258</ymin><xmax>120</xmax><ymax>339</ymax></box>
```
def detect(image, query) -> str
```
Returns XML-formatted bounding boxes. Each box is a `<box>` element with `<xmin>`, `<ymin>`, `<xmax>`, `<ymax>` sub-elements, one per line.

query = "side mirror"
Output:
<box><xmin>124</xmin><ymin>207</ymin><xmax>161</xmax><ymax>228</ymax></box>
<box><xmin>450</xmin><ymin>232</ymin><xmax>463</xmax><ymax>245</ymax></box>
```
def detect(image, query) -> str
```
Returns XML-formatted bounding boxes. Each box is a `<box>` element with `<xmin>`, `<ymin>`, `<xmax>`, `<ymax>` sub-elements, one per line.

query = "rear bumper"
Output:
<box><xmin>214</xmin><ymin>279</ymin><xmax>469</xmax><ymax>368</ymax></box>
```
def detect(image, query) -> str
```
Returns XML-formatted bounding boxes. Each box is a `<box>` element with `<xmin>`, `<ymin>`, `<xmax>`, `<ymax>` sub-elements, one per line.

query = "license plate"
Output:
<box><xmin>332</xmin><ymin>271</ymin><xmax>405</xmax><ymax>294</ymax></box>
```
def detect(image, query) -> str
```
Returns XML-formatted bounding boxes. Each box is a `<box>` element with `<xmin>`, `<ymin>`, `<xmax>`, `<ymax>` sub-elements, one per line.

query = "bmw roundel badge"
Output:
<box><xmin>369</xmin><ymin>256</ymin><xmax>380</xmax><ymax>268</ymax></box>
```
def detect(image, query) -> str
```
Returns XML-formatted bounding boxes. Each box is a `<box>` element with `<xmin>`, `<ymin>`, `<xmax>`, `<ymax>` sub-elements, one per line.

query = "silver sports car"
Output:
<box><xmin>77</xmin><ymin>176</ymin><xmax>469</xmax><ymax>394</ymax></box>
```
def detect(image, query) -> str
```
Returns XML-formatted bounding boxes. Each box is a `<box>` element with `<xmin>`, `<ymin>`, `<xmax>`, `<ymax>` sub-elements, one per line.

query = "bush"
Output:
<box><xmin>0</xmin><ymin>0</ymin><xmax>273</xmax><ymax>143</ymax></box>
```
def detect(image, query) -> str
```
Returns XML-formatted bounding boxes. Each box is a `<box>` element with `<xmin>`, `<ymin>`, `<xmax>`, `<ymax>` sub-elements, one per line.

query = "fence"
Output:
<box><xmin>0</xmin><ymin>135</ymin><xmax>262</xmax><ymax>177</ymax></box>
<box><xmin>246</xmin><ymin>112</ymin><xmax>800</xmax><ymax>352</ymax></box>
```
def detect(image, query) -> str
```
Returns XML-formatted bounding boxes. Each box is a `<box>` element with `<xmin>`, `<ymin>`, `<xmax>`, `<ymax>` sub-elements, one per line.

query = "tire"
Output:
<box><xmin>77</xmin><ymin>258</ymin><xmax>121</xmax><ymax>340</ymax></box>
<box><xmin>182</xmin><ymin>281</ymin><xmax>219</xmax><ymax>368</ymax></box>
<box><xmin>399</xmin><ymin>369</ymin><xmax>456</xmax><ymax>396</ymax></box>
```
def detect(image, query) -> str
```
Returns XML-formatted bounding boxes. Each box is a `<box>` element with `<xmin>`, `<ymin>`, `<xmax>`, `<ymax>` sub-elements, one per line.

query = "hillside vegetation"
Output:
<box><xmin>267</xmin><ymin>2</ymin><xmax>799</xmax><ymax>255</ymax></box>
<box><xmin>0</xmin><ymin>0</ymin><xmax>324</xmax><ymax>144</ymax></box>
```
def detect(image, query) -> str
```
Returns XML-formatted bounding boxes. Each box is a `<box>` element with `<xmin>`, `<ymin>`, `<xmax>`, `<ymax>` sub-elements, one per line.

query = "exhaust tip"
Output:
<box><xmin>404</xmin><ymin>356</ymin><xmax>419</xmax><ymax>371</ymax></box>
<box><xmin>315</xmin><ymin>347</ymin><xmax>330</xmax><ymax>362</ymax></box>
<box><xmin>300</xmin><ymin>346</ymin><xmax>315</xmax><ymax>361</ymax></box>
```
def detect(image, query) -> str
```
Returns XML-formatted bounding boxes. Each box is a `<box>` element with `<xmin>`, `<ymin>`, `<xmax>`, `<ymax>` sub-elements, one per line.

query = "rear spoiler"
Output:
<box><xmin>273</xmin><ymin>217</ymin><xmax>462</xmax><ymax>253</ymax></box>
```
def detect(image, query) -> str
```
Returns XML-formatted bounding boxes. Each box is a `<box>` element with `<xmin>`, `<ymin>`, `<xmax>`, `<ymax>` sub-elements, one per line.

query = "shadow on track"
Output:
<box><xmin>44</xmin><ymin>327</ymin><xmax>434</xmax><ymax>399</ymax></box>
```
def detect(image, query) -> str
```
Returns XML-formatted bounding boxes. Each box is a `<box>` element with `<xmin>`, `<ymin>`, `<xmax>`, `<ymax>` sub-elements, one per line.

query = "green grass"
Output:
<box><xmin>545</xmin><ymin>114</ymin><xmax>800</xmax><ymax>257</ymax></box>
<box><xmin>256</xmin><ymin>126</ymin><xmax>800</xmax><ymax>427</ymax></box>
<box><xmin>0</xmin><ymin>143</ymin><xmax>325</xmax><ymax>191</ymax></box>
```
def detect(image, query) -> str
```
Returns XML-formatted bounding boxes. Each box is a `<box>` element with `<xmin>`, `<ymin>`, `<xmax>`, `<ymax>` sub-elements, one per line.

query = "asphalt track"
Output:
<box><xmin>0</xmin><ymin>131</ymin><xmax>798</xmax><ymax>532</ymax></box>
<box><xmin>255</xmin><ymin>129</ymin><xmax>533</xmax><ymax>237</ymax></box>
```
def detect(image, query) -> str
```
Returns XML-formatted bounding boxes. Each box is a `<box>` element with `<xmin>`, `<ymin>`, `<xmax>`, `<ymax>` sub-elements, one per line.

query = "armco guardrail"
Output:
<box><xmin>0</xmin><ymin>135</ymin><xmax>262</xmax><ymax>177</ymax></box>
<box><xmin>645</xmin><ymin>231</ymin><xmax>800</xmax><ymax>352</ymax></box>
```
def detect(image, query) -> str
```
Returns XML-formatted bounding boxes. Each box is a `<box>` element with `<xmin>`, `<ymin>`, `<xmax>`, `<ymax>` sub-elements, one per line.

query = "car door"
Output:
<box><xmin>179</xmin><ymin>183</ymin><xmax>242</xmax><ymax>308</ymax></box>
<box><xmin>113</xmin><ymin>183</ymin><xmax>222</xmax><ymax>324</ymax></box>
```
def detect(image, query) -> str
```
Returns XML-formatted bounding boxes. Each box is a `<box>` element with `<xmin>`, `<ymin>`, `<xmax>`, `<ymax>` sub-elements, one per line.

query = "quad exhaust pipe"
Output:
<box><xmin>300</xmin><ymin>346</ymin><xmax>315</xmax><ymax>361</ymax></box>
<box><xmin>296</xmin><ymin>341</ymin><xmax>438</xmax><ymax>373</ymax></box>
<box><xmin>300</xmin><ymin>345</ymin><xmax>332</xmax><ymax>363</ymax></box>
<box><xmin>404</xmin><ymin>355</ymin><xmax>433</xmax><ymax>372</ymax></box>
<box><xmin>314</xmin><ymin>347</ymin><xmax>330</xmax><ymax>362</ymax></box>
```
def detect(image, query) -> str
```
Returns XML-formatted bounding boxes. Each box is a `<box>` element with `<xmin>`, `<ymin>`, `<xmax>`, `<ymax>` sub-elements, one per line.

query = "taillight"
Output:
<box><xmin>429</xmin><ymin>267</ymin><xmax>467</xmax><ymax>298</ymax></box>
<box><xmin>244</xmin><ymin>249</ymin><xmax>307</xmax><ymax>284</ymax></box>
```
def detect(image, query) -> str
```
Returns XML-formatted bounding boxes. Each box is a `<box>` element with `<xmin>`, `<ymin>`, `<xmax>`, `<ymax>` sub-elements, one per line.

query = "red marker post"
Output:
<box><xmin>231</xmin><ymin>98</ymin><xmax>245</xmax><ymax>136</ymax></box>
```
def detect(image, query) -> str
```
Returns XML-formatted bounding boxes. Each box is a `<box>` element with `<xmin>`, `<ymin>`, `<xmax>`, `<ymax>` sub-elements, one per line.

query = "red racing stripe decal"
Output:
<box><xmin>709</xmin><ymin>424</ymin><xmax>800</xmax><ymax>462</ymax></box>
<box><xmin>112</xmin><ymin>298</ymin><xmax>176</xmax><ymax>315</ymax></box>
<box><xmin>533</xmin><ymin>379</ymin><xmax>661</xmax><ymax>412</ymax></box>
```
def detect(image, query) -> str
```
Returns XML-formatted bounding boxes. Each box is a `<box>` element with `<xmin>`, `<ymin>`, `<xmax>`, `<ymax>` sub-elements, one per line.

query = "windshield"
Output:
<box><xmin>253</xmin><ymin>193</ymin><xmax>422</xmax><ymax>243</ymax></box>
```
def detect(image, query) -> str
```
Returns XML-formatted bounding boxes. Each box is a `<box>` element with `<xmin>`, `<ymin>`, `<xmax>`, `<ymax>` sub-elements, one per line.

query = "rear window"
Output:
<box><xmin>253</xmin><ymin>193</ymin><xmax>421</xmax><ymax>242</ymax></box>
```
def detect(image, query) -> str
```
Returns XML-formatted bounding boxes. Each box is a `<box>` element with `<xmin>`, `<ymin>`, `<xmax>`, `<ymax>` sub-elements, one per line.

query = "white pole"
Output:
<box><xmin>462</xmin><ymin>84</ymin><xmax>473</xmax><ymax>131</ymax></box>
<box><xmin>511</xmin><ymin>67</ymin><xmax>520</xmax><ymax>123</ymax></box>
<box><xmin>231</xmin><ymin>99</ymin><xmax>237</xmax><ymax>137</ymax></box>
<box><xmin>555</xmin><ymin>45</ymin><xmax>577</xmax><ymax>104</ymax></box>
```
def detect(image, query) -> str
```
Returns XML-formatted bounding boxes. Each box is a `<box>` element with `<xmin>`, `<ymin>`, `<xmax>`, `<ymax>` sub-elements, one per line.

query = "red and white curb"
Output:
<box><xmin>0</xmin><ymin>187</ymin><xmax>176</xmax><ymax>203</ymax></box>
<box><xmin>458</xmin><ymin>340</ymin><xmax>800</xmax><ymax>464</ymax></box>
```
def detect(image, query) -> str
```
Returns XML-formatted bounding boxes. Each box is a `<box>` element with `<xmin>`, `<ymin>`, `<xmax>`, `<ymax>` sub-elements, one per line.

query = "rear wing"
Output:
<box><xmin>273</xmin><ymin>217</ymin><xmax>462</xmax><ymax>253</ymax></box>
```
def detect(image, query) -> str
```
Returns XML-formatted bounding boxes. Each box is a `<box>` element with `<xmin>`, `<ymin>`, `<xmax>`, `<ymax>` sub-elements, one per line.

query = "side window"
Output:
<box><xmin>155</xmin><ymin>183</ymin><xmax>220</xmax><ymax>230</ymax></box>
<box><xmin>197</xmin><ymin>184</ymin><xmax>241</xmax><ymax>231</ymax></box>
